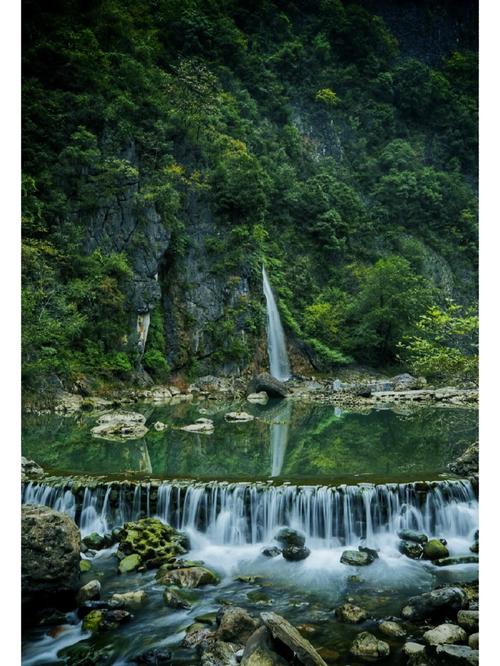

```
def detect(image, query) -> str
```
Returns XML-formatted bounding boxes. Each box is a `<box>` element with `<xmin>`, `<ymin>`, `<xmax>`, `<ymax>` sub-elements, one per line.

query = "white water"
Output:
<box><xmin>262</xmin><ymin>266</ymin><xmax>291</xmax><ymax>381</ymax></box>
<box><xmin>270</xmin><ymin>401</ymin><xmax>292</xmax><ymax>477</ymax></box>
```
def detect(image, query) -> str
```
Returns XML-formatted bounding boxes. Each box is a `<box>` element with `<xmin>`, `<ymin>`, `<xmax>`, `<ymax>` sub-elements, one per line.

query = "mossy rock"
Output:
<box><xmin>423</xmin><ymin>539</ymin><xmax>449</xmax><ymax>561</ymax></box>
<box><xmin>80</xmin><ymin>560</ymin><xmax>92</xmax><ymax>573</ymax></box>
<box><xmin>116</xmin><ymin>518</ymin><xmax>189</xmax><ymax>569</ymax></box>
<box><xmin>119</xmin><ymin>553</ymin><xmax>141</xmax><ymax>574</ymax></box>
<box><xmin>83</xmin><ymin>610</ymin><xmax>104</xmax><ymax>633</ymax></box>
<box><xmin>156</xmin><ymin>566</ymin><xmax>219</xmax><ymax>588</ymax></box>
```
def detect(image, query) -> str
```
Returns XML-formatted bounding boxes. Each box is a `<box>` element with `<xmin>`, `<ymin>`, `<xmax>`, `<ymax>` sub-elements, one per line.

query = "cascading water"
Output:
<box><xmin>22</xmin><ymin>478</ymin><xmax>478</xmax><ymax>549</ymax></box>
<box><xmin>262</xmin><ymin>266</ymin><xmax>291</xmax><ymax>381</ymax></box>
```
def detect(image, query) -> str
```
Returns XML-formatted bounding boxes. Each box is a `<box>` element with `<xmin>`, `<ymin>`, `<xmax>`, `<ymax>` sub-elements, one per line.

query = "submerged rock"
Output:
<box><xmin>379</xmin><ymin>620</ymin><xmax>406</xmax><ymax>638</ymax></box>
<box><xmin>163</xmin><ymin>587</ymin><xmax>191</xmax><ymax>609</ymax></box>
<box><xmin>423</xmin><ymin>623</ymin><xmax>467</xmax><ymax>646</ymax></box>
<box><xmin>350</xmin><ymin>631</ymin><xmax>390</xmax><ymax>661</ymax></box>
<box><xmin>156</xmin><ymin>566</ymin><xmax>219</xmax><ymax>588</ymax></box>
<box><xmin>216</xmin><ymin>607</ymin><xmax>260</xmax><ymax>643</ymax></box>
<box><xmin>340</xmin><ymin>550</ymin><xmax>375</xmax><ymax>566</ymax></box>
<box><xmin>402</xmin><ymin>587</ymin><xmax>468</xmax><ymax>621</ymax></box>
<box><xmin>22</xmin><ymin>505</ymin><xmax>80</xmax><ymax>608</ymax></box>
<box><xmin>132</xmin><ymin>648</ymin><xmax>173</xmax><ymax>664</ymax></box>
<box><xmin>335</xmin><ymin>603</ymin><xmax>368</xmax><ymax>624</ymax></box>
<box><xmin>91</xmin><ymin>411</ymin><xmax>148</xmax><ymax>440</ymax></box>
<box><xmin>423</xmin><ymin>539</ymin><xmax>449</xmax><ymax>560</ymax></box>
<box><xmin>397</xmin><ymin>529</ymin><xmax>428</xmax><ymax>544</ymax></box>
<box><xmin>248</xmin><ymin>373</ymin><xmax>288</xmax><ymax>399</ymax></box>
<box><xmin>260</xmin><ymin>611</ymin><xmax>327</xmax><ymax>666</ymax></box>
<box><xmin>435</xmin><ymin>644</ymin><xmax>479</xmax><ymax>664</ymax></box>
<box><xmin>274</xmin><ymin>527</ymin><xmax>306</xmax><ymax>548</ymax></box>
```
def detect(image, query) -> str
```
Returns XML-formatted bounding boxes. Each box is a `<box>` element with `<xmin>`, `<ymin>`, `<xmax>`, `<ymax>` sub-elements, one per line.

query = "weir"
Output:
<box><xmin>22</xmin><ymin>478</ymin><xmax>477</xmax><ymax>546</ymax></box>
<box><xmin>262</xmin><ymin>266</ymin><xmax>291</xmax><ymax>381</ymax></box>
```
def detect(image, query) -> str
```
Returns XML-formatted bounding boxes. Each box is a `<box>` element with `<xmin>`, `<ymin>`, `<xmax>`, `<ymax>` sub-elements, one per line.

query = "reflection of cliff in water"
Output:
<box><xmin>270</xmin><ymin>401</ymin><xmax>293</xmax><ymax>477</ymax></box>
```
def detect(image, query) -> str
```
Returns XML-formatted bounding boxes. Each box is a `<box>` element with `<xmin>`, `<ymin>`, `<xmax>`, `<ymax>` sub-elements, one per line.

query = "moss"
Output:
<box><xmin>423</xmin><ymin>539</ymin><xmax>449</xmax><ymax>561</ymax></box>
<box><xmin>118</xmin><ymin>553</ymin><xmax>142</xmax><ymax>574</ymax></box>
<box><xmin>83</xmin><ymin>610</ymin><xmax>104</xmax><ymax>633</ymax></box>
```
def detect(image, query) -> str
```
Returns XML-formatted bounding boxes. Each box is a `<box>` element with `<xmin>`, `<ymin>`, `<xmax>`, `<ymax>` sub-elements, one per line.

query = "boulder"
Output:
<box><xmin>274</xmin><ymin>527</ymin><xmax>306</xmax><ymax>548</ymax></box>
<box><xmin>468</xmin><ymin>633</ymin><xmax>479</xmax><ymax>649</ymax></box>
<box><xmin>262</xmin><ymin>546</ymin><xmax>281</xmax><ymax>558</ymax></box>
<box><xmin>448</xmin><ymin>443</ymin><xmax>479</xmax><ymax>476</ymax></box>
<box><xmin>248</xmin><ymin>374</ymin><xmax>288</xmax><ymax>399</ymax></box>
<box><xmin>163</xmin><ymin>588</ymin><xmax>191</xmax><ymax>609</ymax></box>
<box><xmin>156</xmin><ymin>566</ymin><xmax>219</xmax><ymax>588</ymax></box>
<box><xmin>77</xmin><ymin>580</ymin><xmax>101</xmax><ymax>604</ymax></box>
<box><xmin>179</xmin><ymin>418</ymin><xmax>214</xmax><ymax>434</ymax></box>
<box><xmin>201</xmin><ymin>640</ymin><xmax>241</xmax><ymax>665</ymax></box>
<box><xmin>22</xmin><ymin>505</ymin><xmax>80</xmax><ymax>608</ymax></box>
<box><xmin>457</xmin><ymin>610</ymin><xmax>479</xmax><ymax>633</ymax></box>
<box><xmin>402</xmin><ymin>587</ymin><xmax>468</xmax><ymax>622</ymax></box>
<box><xmin>182</xmin><ymin>626</ymin><xmax>214</xmax><ymax>649</ymax></box>
<box><xmin>91</xmin><ymin>411</ymin><xmax>148</xmax><ymax>440</ymax></box>
<box><xmin>111</xmin><ymin>591</ymin><xmax>147</xmax><ymax>609</ymax></box>
<box><xmin>435</xmin><ymin>644</ymin><xmax>479</xmax><ymax>664</ymax></box>
<box><xmin>224</xmin><ymin>411</ymin><xmax>255</xmax><ymax>422</ymax></box>
<box><xmin>350</xmin><ymin>632</ymin><xmax>390</xmax><ymax>661</ymax></box>
<box><xmin>398</xmin><ymin>529</ymin><xmax>428</xmax><ymax>544</ymax></box>
<box><xmin>282</xmin><ymin>545</ymin><xmax>311</xmax><ymax>561</ymax></box>
<box><xmin>402</xmin><ymin>642</ymin><xmax>426</xmax><ymax>658</ymax></box>
<box><xmin>398</xmin><ymin>540</ymin><xmax>424</xmax><ymax>559</ymax></box>
<box><xmin>247</xmin><ymin>392</ymin><xmax>269</xmax><ymax>405</ymax></box>
<box><xmin>423</xmin><ymin>623</ymin><xmax>467</xmax><ymax>646</ymax></box>
<box><xmin>335</xmin><ymin>603</ymin><xmax>368</xmax><ymax>624</ymax></box>
<box><xmin>216</xmin><ymin>607</ymin><xmax>260</xmax><ymax>643</ymax></box>
<box><xmin>423</xmin><ymin>539</ymin><xmax>450</xmax><ymax>560</ymax></box>
<box><xmin>82</xmin><ymin>532</ymin><xmax>112</xmax><ymax>550</ymax></box>
<box><xmin>379</xmin><ymin>620</ymin><xmax>406</xmax><ymax>638</ymax></box>
<box><xmin>340</xmin><ymin>550</ymin><xmax>375</xmax><ymax>566</ymax></box>
<box><xmin>116</xmin><ymin>517</ymin><xmax>188</xmax><ymax>569</ymax></box>
<box><xmin>241</xmin><ymin>626</ymin><xmax>288</xmax><ymax>666</ymax></box>
<box><xmin>260</xmin><ymin>611</ymin><xmax>327</xmax><ymax>666</ymax></box>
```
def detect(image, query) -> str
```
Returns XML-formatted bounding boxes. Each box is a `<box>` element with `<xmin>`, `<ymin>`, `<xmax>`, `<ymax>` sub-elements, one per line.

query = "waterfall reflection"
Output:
<box><xmin>270</xmin><ymin>400</ymin><xmax>293</xmax><ymax>477</ymax></box>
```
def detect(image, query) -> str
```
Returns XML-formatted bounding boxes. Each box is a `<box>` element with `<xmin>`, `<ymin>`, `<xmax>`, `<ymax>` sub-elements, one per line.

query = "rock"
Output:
<box><xmin>179</xmin><ymin>418</ymin><xmax>214</xmax><ymax>434</ymax></box>
<box><xmin>224</xmin><ymin>411</ymin><xmax>255</xmax><ymax>422</ymax></box>
<box><xmin>282</xmin><ymin>545</ymin><xmax>311</xmax><ymax>561</ymax></box>
<box><xmin>116</xmin><ymin>517</ymin><xmax>188</xmax><ymax>568</ymax></box>
<box><xmin>261</xmin><ymin>546</ymin><xmax>281</xmax><ymax>558</ymax></box>
<box><xmin>163</xmin><ymin>587</ymin><xmax>192</xmax><ymax>609</ymax></box>
<box><xmin>260</xmin><ymin>611</ymin><xmax>327</xmax><ymax>666</ymax></box>
<box><xmin>156</xmin><ymin>566</ymin><xmax>219</xmax><ymax>588</ymax></box>
<box><xmin>77</xmin><ymin>580</ymin><xmax>101</xmax><ymax>604</ymax></box>
<box><xmin>201</xmin><ymin>640</ymin><xmax>241</xmax><ymax>666</ymax></box>
<box><xmin>248</xmin><ymin>374</ymin><xmax>288</xmax><ymax>399</ymax></box>
<box><xmin>399</xmin><ymin>540</ymin><xmax>424</xmax><ymax>559</ymax></box>
<box><xmin>133</xmin><ymin>648</ymin><xmax>173</xmax><ymax>664</ymax></box>
<box><xmin>448</xmin><ymin>443</ymin><xmax>479</xmax><ymax>476</ymax></box>
<box><xmin>350</xmin><ymin>631</ymin><xmax>390</xmax><ymax>661</ymax></box>
<box><xmin>397</xmin><ymin>529</ymin><xmax>428</xmax><ymax>544</ymax></box>
<box><xmin>423</xmin><ymin>623</ymin><xmax>467</xmax><ymax>646</ymax></box>
<box><xmin>216</xmin><ymin>607</ymin><xmax>260</xmax><ymax>643</ymax></box>
<box><xmin>82</xmin><ymin>532</ymin><xmax>111</xmax><ymax>550</ymax></box>
<box><xmin>79</xmin><ymin>560</ymin><xmax>92</xmax><ymax>573</ymax></box>
<box><xmin>435</xmin><ymin>644</ymin><xmax>479</xmax><ymax>664</ymax></box>
<box><xmin>111</xmin><ymin>591</ymin><xmax>147</xmax><ymax>609</ymax></box>
<box><xmin>274</xmin><ymin>527</ymin><xmax>306</xmax><ymax>548</ymax></box>
<box><xmin>91</xmin><ymin>411</ymin><xmax>148</xmax><ymax>440</ymax></box>
<box><xmin>468</xmin><ymin>633</ymin><xmax>479</xmax><ymax>649</ymax></box>
<box><xmin>154</xmin><ymin>421</ymin><xmax>168</xmax><ymax>431</ymax></box>
<box><xmin>182</xmin><ymin>625</ymin><xmax>215</xmax><ymax>649</ymax></box>
<box><xmin>247</xmin><ymin>392</ymin><xmax>269</xmax><ymax>405</ymax></box>
<box><xmin>335</xmin><ymin>603</ymin><xmax>368</xmax><ymax>623</ymax></box>
<box><xmin>358</xmin><ymin>545</ymin><xmax>379</xmax><ymax>559</ymax></box>
<box><xmin>403</xmin><ymin>642</ymin><xmax>426</xmax><ymax>657</ymax></box>
<box><xmin>402</xmin><ymin>587</ymin><xmax>468</xmax><ymax>621</ymax></box>
<box><xmin>241</xmin><ymin>626</ymin><xmax>288</xmax><ymax>666</ymax></box>
<box><xmin>470</xmin><ymin>541</ymin><xmax>479</xmax><ymax>553</ymax></box>
<box><xmin>392</xmin><ymin>373</ymin><xmax>422</xmax><ymax>390</ymax></box>
<box><xmin>340</xmin><ymin>550</ymin><xmax>375</xmax><ymax>566</ymax></box>
<box><xmin>457</xmin><ymin>610</ymin><xmax>479</xmax><ymax>633</ymax></box>
<box><xmin>119</xmin><ymin>553</ymin><xmax>141</xmax><ymax>573</ymax></box>
<box><xmin>423</xmin><ymin>539</ymin><xmax>449</xmax><ymax>560</ymax></box>
<box><xmin>379</xmin><ymin>620</ymin><xmax>406</xmax><ymax>638</ymax></box>
<box><xmin>433</xmin><ymin>556</ymin><xmax>479</xmax><ymax>567</ymax></box>
<box><xmin>82</xmin><ymin>610</ymin><xmax>104</xmax><ymax>633</ymax></box>
<box><xmin>21</xmin><ymin>457</ymin><xmax>44</xmax><ymax>482</ymax></box>
<box><xmin>22</xmin><ymin>505</ymin><xmax>81</xmax><ymax>608</ymax></box>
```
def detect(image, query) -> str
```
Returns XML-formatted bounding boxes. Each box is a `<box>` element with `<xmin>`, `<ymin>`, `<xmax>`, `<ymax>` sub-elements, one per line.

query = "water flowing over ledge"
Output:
<box><xmin>22</xmin><ymin>478</ymin><xmax>477</xmax><ymax>547</ymax></box>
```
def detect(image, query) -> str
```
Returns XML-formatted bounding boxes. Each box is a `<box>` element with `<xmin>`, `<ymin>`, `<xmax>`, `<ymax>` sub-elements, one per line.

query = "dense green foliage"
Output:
<box><xmin>22</xmin><ymin>0</ymin><xmax>478</xmax><ymax>387</ymax></box>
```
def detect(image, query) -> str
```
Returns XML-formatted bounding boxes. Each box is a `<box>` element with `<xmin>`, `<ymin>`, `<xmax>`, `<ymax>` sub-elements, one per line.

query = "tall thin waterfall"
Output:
<box><xmin>262</xmin><ymin>266</ymin><xmax>291</xmax><ymax>381</ymax></box>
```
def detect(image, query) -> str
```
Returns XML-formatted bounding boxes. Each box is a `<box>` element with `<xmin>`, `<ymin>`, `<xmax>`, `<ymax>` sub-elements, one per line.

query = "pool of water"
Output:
<box><xmin>22</xmin><ymin>401</ymin><xmax>478</xmax><ymax>484</ymax></box>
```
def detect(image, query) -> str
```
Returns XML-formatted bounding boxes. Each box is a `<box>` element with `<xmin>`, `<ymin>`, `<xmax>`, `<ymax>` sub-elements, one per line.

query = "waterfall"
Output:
<box><xmin>262</xmin><ymin>266</ymin><xmax>291</xmax><ymax>381</ymax></box>
<box><xmin>22</xmin><ymin>479</ymin><xmax>478</xmax><ymax>548</ymax></box>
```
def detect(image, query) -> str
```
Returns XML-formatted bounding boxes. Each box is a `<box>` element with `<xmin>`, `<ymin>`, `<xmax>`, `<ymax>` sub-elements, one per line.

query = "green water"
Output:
<box><xmin>22</xmin><ymin>400</ymin><xmax>477</xmax><ymax>483</ymax></box>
